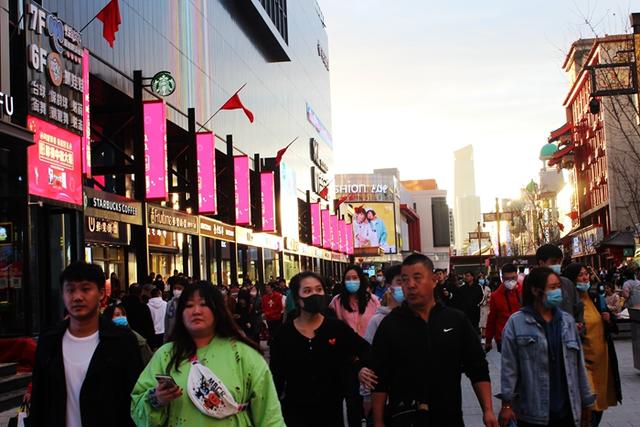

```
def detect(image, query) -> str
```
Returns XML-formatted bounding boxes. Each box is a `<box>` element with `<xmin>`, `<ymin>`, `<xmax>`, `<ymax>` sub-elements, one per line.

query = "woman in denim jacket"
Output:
<box><xmin>498</xmin><ymin>267</ymin><xmax>595</xmax><ymax>427</ymax></box>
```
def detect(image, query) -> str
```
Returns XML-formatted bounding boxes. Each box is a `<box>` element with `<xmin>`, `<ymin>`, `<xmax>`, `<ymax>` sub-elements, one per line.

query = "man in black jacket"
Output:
<box><xmin>450</xmin><ymin>270</ymin><xmax>484</xmax><ymax>333</ymax></box>
<box><xmin>371</xmin><ymin>254</ymin><xmax>498</xmax><ymax>427</ymax></box>
<box><xmin>30</xmin><ymin>261</ymin><xmax>143</xmax><ymax>427</ymax></box>
<box><xmin>121</xmin><ymin>282</ymin><xmax>156</xmax><ymax>342</ymax></box>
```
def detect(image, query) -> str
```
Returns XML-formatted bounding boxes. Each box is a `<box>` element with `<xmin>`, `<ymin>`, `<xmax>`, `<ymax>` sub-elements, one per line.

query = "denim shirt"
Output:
<box><xmin>498</xmin><ymin>307</ymin><xmax>595</xmax><ymax>426</ymax></box>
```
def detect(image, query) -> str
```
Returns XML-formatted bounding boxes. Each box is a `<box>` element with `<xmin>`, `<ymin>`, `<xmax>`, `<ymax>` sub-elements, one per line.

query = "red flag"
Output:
<box><xmin>220</xmin><ymin>91</ymin><xmax>254</xmax><ymax>123</ymax></box>
<box><xmin>96</xmin><ymin>0</ymin><xmax>121</xmax><ymax>48</ymax></box>
<box><xmin>336</xmin><ymin>194</ymin><xmax>351</xmax><ymax>208</ymax></box>
<box><xmin>275</xmin><ymin>140</ymin><xmax>295</xmax><ymax>167</ymax></box>
<box><xmin>318</xmin><ymin>185</ymin><xmax>329</xmax><ymax>200</ymax></box>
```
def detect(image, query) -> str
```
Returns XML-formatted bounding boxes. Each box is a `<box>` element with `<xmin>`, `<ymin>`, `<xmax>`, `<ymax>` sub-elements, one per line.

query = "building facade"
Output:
<box><xmin>1</xmin><ymin>0</ymin><xmax>350</xmax><ymax>336</ymax></box>
<box><xmin>453</xmin><ymin>145</ymin><xmax>481</xmax><ymax>253</ymax></box>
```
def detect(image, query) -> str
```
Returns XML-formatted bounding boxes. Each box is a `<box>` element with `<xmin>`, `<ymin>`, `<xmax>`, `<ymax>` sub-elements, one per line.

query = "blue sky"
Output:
<box><xmin>320</xmin><ymin>0</ymin><xmax>634</xmax><ymax>209</ymax></box>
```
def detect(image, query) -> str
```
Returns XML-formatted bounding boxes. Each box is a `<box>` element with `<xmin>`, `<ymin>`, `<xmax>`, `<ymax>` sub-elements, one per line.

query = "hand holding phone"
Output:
<box><xmin>155</xmin><ymin>375</ymin><xmax>178</xmax><ymax>388</ymax></box>
<box><xmin>155</xmin><ymin>375</ymin><xmax>182</xmax><ymax>405</ymax></box>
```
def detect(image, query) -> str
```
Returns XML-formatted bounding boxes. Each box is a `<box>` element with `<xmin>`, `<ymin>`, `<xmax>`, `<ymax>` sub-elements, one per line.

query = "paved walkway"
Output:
<box><xmin>462</xmin><ymin>338</ymin><xmax>640</xmax><ymax>427</ymax></box>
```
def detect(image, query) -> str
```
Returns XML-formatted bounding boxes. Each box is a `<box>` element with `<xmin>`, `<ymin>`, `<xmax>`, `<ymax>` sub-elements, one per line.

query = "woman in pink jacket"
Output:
<box><xmin>330</xmin><ymin>264</ymin><xmax>380</xmax><ymax>426</ymax></box>
<box><xmin>330</xmin><ymin>265</ymin><xmax>381</xmax><ymax>337</ymax></box>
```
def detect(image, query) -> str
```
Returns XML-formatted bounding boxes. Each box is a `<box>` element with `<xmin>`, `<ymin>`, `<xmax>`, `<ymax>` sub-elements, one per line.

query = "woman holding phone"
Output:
<box><xmin>131</xmin><ymin>281</ymin><xmax>284</xmax><ymax>426</ymax></box>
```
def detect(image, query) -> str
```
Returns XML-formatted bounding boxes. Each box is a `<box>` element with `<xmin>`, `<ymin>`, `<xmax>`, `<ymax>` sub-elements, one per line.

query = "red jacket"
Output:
<box><xmin>262</xmin><ymin>292</ymin><xmax>284</xmax><ymax>321</ymax></box>
<box><xmin>485</xmin><ymin>284</ymin><xmax>521</xmax><ymax>344</ymax></box>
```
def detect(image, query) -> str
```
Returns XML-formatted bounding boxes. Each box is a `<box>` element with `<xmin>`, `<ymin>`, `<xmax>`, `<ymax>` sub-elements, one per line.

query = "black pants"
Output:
<box><xmin>266</xmin><ymin>319</ymin><xmax>282</xmax><ymax>343</ymax></box>
<box><xmin>518</xmin><ymin>416</ymin><xmax>574</xmax><ymax>427</ymax></box>
<box><xmin>283</xmin><ymin>401</ymin><xmax>343</xmax><ymax>427</ymax></box>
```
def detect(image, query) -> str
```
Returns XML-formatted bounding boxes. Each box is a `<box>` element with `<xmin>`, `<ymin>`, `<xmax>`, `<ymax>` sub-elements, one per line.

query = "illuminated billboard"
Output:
<box><xmin>143</xmin><ymin>100</ymin><xmax>168</xmax><ymax>200</ymax></box>
<box><xmin>331</xmin><ymin>215</ymin><xmax>339</xmax><ymax>251</ymax></box>
<box><xmin>234</xmin><ymin>155</ymin><xmax>251</xmax><ymax>225</ymax></box>
<box><xmin>310</xmin><ymin>203</ymin><xmax>322</xmax><ymax>246</ymax></box>
<box><xmin>196</xmin><ymin>132</ymin><xmax>216</xmax><ymax>214</ymax></box>
<box><xmin>27</xmin><ymin>116</ymin><xmax>82</xmax><ymax>206</ymax></box>
<box><xmin>339</xmin><ymin>219</ymin><xmax>347</xmax><ymax>253</ymax></box>
<box><xmin>348</xmin><ymin>202</ymin><xmax>397</xmax><ymax>254</ymax></box>
<box><xmin>260</xmin><ymin>171</ymin><xmax>276</xmax><ymax>232</ymax></box>
<box><xmin>82</xmin><ymin>48</ymin><xmax>91</xmax><ymax>177</ymax></box>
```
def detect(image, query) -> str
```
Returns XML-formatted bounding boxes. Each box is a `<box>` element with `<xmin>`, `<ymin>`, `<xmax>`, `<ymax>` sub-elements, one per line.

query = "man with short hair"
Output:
<box><xmin>30</xmin><ymin>262</ymin><xmax>143</xmax><ymax>427</ymax></box>
<box><xmin>371</xmin><ymin>254</ymin><xmax>498</xmax><ymax>427</ymax></box>
<box><xmin>434</xmin><ymin>268</ymin><xmax>452</xmax><ymax>304</ymax></box>
<box><xmin>373</xmin><ymin>269</ymin><xmax>388</xmax><ymax>299</ymax></box>
<box><xmin>262</xmin><ymin>282</ymin><xmax>284</xmax><ymax>343</ymax></box>
<box><xmin>121</xmin><ymin>283</ymin><xmax>156</xmax><ymax>342</ymax></box>
<box><xmin>147</xmin><ymin>287</ymin><xmax>167</xmax><ymax>348</ymax></box>
<box><xmin>450</xmin><ymin>270</ymin><xmax>484</xmax><ymax>332</ymax></box>
<box><xmin>484</xmin><ymin>264</ymin><xmax>521</xmax><ymax>353</ymax></box>
<box><xmin>164</xmin><ymin>275</ymin><xmax>188</xmax><ymax>341</ymax></box>
<box><xmin>536</xmin><ymin>244</ymin><xmax>582</xmax><ymax>323</ymax></box>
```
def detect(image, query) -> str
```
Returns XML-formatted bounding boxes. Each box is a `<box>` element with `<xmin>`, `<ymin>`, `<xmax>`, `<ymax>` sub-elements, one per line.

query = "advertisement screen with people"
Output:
<box><xmin>348</xmin><ymin>202</ymin><xmax>397</xmax><ymax>254</ymax></box>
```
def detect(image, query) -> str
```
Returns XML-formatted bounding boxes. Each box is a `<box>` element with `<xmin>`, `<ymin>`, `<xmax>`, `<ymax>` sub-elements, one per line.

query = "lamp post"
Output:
<box><xmin>482</xmin><ymin>197</ymin><xmax>514</xmax><ymax>258</ymax></box>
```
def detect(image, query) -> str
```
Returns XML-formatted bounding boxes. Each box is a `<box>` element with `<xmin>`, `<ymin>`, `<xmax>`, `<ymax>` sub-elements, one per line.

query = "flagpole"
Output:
<box><xmin>198</xmin><ymin>83</ymin><xmax>247</xmax><ymax>132</ymax></box>
<box><xmin>79</xmin><ymin>13</ymin><xmax>99</xmax><ymax>33</ymax></box>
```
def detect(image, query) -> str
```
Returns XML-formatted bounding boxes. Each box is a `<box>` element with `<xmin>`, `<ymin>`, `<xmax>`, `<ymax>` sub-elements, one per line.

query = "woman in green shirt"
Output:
<box><xmin>131</xmin><ymin>281</ymin><xmax>284</xmax><ymax>427</ymax></box>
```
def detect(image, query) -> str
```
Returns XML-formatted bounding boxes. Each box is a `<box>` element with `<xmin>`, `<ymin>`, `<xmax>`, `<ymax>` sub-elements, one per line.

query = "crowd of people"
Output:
<box><xmin>21</xmin><ymin>241</ymin><xmax>640</xmax><ymax>426</ymax></box>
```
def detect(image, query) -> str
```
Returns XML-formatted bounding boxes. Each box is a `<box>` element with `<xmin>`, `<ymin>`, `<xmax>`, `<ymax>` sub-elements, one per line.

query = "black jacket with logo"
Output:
<box><xmin>29</xmin><ymin>317</ymin><xmax>143</xmax><ymax>427</ymax></box>
<box><xmin>371</xmin><ymin>303</ymin><xmax>490</xmax><ymax>427</ymax></box>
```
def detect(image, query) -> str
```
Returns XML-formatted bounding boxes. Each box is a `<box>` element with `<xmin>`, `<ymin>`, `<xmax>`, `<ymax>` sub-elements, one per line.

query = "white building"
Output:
<box><xmin>453</xmin><ymin>145</ymin><xmax>481</xmax><ymax>253</ymax></box>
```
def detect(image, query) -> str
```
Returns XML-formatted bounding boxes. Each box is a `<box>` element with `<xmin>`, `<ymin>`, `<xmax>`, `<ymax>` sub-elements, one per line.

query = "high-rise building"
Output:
<box><xmin>453</xmin><ymin>145</ymin><xmax>481</xmax><ymax>253</ymax></box>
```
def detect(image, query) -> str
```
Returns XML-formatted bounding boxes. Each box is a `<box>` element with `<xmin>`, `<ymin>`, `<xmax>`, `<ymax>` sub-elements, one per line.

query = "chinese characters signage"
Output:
<box><xmin>85</xmin><ymin>216</ymin><xmax>128</xmax><ymax>245</ymax></box>
<box><xmin>199</xmin><ymin>216</ymin><xmax>235</xmax><ymax>242</ymax></box>
<box><xmin>321</xmin><ymin>209</ymin><xmax>331</xmax><ymax>250</ymax></box>
<box><xmin>27</xmin><ymin>115</ymin><xmax>82</xmax><ymax>205</ymax></box>
<box><xmin>26</xmin><ymin>2</ymin><xmax>84</xmax><ymax>135</ymax></box>
<box><xmin>196</xmin><ymin>132</ymin><xmax>216</xmax><ymax>214</ymax></box>
<box><xmin>143</xmin><ymin>100</ymin><xmax>168</xmax><ymax>200</ymax></box>
<box><xmin>148</xmin><ymin>205</ymin><xmax>199</xmax><ymax>235</ymax></box>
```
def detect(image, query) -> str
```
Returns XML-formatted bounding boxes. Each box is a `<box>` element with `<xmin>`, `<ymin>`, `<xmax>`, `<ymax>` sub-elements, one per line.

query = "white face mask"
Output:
<box><xmin>504</xmin><ymin>280</ymin><xmax>517</xmax><ymax>290</ymax></box>
<box><xmin>173</xmin><ymin>289</ymin><xmax>183</xmax><ymax>299</ymax></box>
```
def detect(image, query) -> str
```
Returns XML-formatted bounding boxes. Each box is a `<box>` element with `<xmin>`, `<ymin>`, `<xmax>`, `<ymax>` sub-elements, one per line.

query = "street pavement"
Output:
<box><xmin>2</xmin><ymin>339</ymin><xmax>638</xmax><ymax>426</ymax></box>
<box><xmin>462</xmin><ymin>338</ymin><xmax>640</xmax><ymax>427</ymax></box>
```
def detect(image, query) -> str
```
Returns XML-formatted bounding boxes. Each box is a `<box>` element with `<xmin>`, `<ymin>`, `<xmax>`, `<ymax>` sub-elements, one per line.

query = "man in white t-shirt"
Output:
<box><xmin>30</xmin><ymin>261</ymin><xmax>143</xmax><ymax>427</ymax></box>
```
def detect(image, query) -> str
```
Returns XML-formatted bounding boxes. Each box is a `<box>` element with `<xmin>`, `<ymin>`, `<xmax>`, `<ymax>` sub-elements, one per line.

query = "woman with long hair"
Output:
<box><xmin>499</xmin><ymin>267</ymin><xmax>595</xmax><ymax>427</ymax></box>
<box><xmin>270</xmin><ymin>272</ymin><xmax>372</xmax><ymax>427</ymax></box>
<box><xmin>131</xmin><ymin>281</ymin><xmax>283</xmax><ymax>426</ymax></box>
<box><xmin>562</xmin><ymin>263</ymin><xmax>622</xmax><ymax>426</ymax></box>
<box><xmin>329</xmin><ymin>265</ymin><xmax>380</xmax><ymax>337</ymax></box>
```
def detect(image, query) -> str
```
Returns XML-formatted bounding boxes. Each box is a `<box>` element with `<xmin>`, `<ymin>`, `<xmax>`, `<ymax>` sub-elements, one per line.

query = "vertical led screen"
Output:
<box><xmin>82</xmin><ymin>48</ymin><xmax>91</xmax><ymax>177</ymax></box>
<box><xmin>310</xmin><ymin>203</ymin><xmax>322</xmax><ymax>246</ymax></box>
<box><xmin>339</xmin><ymin>219</ymin><xmax>347</xmax><ymax>253</ymax></box>
<box><xmin>260</xmin><ymin>171</ymin><xmax>276</xmax><ymax>232</ymax></box>
<box><xmin>143</xmin><ymin>100</ymin><xmax>168</xmax><ymax>200</ymax></box>
<box><xmin>330</xmin><ymin>215</ymin><xmax>339</xmax><ymax>251</ymax></box>
<box><xmin>234</xmin><ymin>155</ymin><xmax>251</xmax><ymax>225</ymax></box>
<box><xmin>349</xmin><ymin>202</ymin><xmax>397</xmax><ymax>254</ymax></box>
<box><xmin>27</xmin><ymin>116</ymin><xmax>82</xmax><ymax>205</ymax></box>
<box><xmin>196</xmin><ymin>132</ymin><xmax>216</xmax><ymax>214</ymax></box>
<box><xmin>347</xmin><ymin>223</ymin><xmax>354</xmax><ymax>255</ymax></box>
<box><xmin>279</xmin><ymin>162</ymin><xmax>299</xmax><ymax>239</ymax></box>
<box><xmin>321</xmin><ymin>209</ymin><xmax>331</xmax><ymax>249</ymax></box>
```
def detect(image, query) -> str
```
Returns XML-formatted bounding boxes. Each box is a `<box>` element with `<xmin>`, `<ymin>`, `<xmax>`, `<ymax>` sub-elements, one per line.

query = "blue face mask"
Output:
<box><xmin>576</xmin><ymin>282</ymin><xmax>591</xmax><ymax>293</ymax></box>
<box><xmin>112</xmin><ymin>316</ymin><xmax>128</xmax><ymax>327</ymax></box>
<box><xmin>345</xmin><ymin>280</ymin><xmax>360</xmax><ymax>294</ymax></box>
<box><xmin>544</xmin><ymin>288</ymin><xmax>563</xmax><ymax>308</ymax></box>
<box><xmin>479</xmin><ymin>279</ymin><xmax>486</xmax><ymax>286</ymax></box>
<box><xmin>392</xmin><ymin>287</ymin><xmax>405</xmax><ymax>303</ymax></box>
<box><xmin>550</xmin><ymin>264</ymin><xmax>562</xmax><ymax>274</ymax></box>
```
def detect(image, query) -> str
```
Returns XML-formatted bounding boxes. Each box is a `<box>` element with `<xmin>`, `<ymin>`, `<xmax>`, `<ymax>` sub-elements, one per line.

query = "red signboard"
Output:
<box><xmin>310</xmin><ymin>203</ymin><xmax>322</xmax><ymax>246</ymax></box>
<box><xmin>27</xmin><ymin>115</ymin><xmax>82</xmax><ymax>205</ymax></box>
<box><xmin>143</xmin><ymin>100</ymin><xmax>168</xmax><ymax>200</ymax></box>
<box><xmin>321</xmin><ymin>209</ymin><xmax>331</xmax><ymax>249</ymax></box>
<box><xmin>234</xmin><ymin>155</ymin><xmax>251</xmax><ymax>225</ymax></box>
<box><xmin>196</xmin><ymin>132</ymin><xmax>216</xmax><ymax>214</ymax></box>
<box><xmin>260</xmin><ymin>171</ymin><xmax>276</xmax><ymax>232</ymax></box>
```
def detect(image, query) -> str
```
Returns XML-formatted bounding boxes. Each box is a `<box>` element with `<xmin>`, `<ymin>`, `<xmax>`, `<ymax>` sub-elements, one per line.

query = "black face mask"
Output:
<box><xmin>300</xmin><ymin>294</ymin><xmax>327</xmax><ymax>314</ymax></box>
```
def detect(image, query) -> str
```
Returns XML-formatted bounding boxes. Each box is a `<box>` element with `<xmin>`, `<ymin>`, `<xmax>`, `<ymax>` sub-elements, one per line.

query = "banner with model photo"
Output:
<box><xmin>348</xmin><ymin>202</ymin><xmax>397</xmax><ymax>254</ymax></box>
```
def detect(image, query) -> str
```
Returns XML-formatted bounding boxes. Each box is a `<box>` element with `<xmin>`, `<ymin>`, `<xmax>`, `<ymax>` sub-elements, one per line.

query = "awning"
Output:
<box><xmin>548</xmin><ymin>122</ymin><xmax>573</xmax><ymax>142</ymax></box>
<box><xmin>547</xmin><ymin>141</ymin><xmax>575</xmax><ymax>166</ymax></box>
<box><xmin>597</xmin><ymin>230</ymin><xmax>635</xmax><ymax>248</ymax></box>
<box><xmin>400</xmin><ymin>204</ymin><xmax>420</xmax><ymax>222</ymax></box>
<box><xmin>0</xmin><ymin>121</ymin><xmax>34</xmax><ymax>148</ymax></box>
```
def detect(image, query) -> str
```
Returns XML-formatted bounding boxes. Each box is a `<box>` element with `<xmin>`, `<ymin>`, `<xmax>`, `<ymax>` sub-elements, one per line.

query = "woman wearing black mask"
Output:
<box><xmin>270</xmin><ymin>271</ymin><xmax>373</xmax><ymax>427</ymax></box>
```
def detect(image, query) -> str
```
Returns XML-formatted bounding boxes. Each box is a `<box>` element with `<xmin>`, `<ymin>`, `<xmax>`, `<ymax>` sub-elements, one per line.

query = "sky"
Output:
<box><xmin>320</xmin><ymin>0</ymin><xmax>634</xmax><ymax>210</ymax></box>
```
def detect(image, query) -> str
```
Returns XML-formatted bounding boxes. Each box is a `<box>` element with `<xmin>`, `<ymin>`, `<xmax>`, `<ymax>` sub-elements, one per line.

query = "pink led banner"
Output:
<box><xmin>143</xmin><ymin>100</ymin><xmax>168</xmax><ymax>200</ymax></box>
<box><xmin>310</xmin><ymin>203</ymin><xmax>322</xmax><ymax>246</ymax></box>
<box><xmin>234</xmin><ymin>155</ymin><xmax>251</xmax><ymax>225</ymax></box>
<box><xmin>321</xmin><ymin>209</ymin><xmax>331</xmax><ymax>249</ymax></box>
<box><xmin>27</xmin><ymin>116</ymin><xmax>82</xmax><ymax>206</ymax></box>
<box><xmin>260</xmin><ymin>171</ymin><xmax>276</xmax><ymax>232</ymax></box>
<box><xmin>196</xmin><ymin>132</ymin><xmax>217</xmax><ymax>214</ymax></box>
<box><xmin>331</xmin><ymin>215</ymin><xmax>339</xmax><ymax>251</ymax></box>
<box><xmin>347</xmin><ymin>223</ymin><xmax>354</xmax><ymax>255</ymax></box>
<box><xmin>82</xmin><ymin>48</ymin><xmax>91</xmax><ymax>177</ymax></box>
<box><xmin>339</xmin><ymin>219</ymin><xmax>347</xmax><ymax>253</ymax></box>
